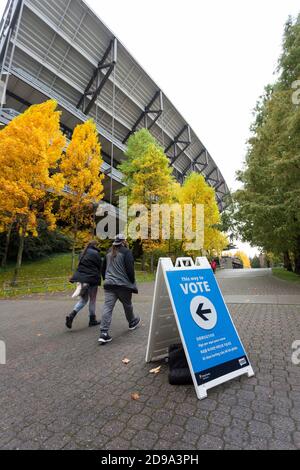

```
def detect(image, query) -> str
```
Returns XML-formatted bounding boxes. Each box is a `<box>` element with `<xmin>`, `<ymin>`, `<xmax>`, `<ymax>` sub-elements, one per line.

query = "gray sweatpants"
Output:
<box><xmin>101</xmin><ymin>289</ymin><xmax>135</xmax><ymax>333</ymax></box>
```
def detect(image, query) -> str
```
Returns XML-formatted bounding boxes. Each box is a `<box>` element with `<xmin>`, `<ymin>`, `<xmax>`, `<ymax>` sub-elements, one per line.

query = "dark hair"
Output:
<box><xmin>112</xmin><ymin>245</ymin><xmax>119</xmax><ymax>259</ymax></box>
<box><xmin>80</xmin><ymin>240</ymin><xmax>98</xmax><ymax>261</ymax></box>
<box><xmin>111</xmin><ymin>239</ymin><xmax>128</xmax><ymax>258</ymax></box>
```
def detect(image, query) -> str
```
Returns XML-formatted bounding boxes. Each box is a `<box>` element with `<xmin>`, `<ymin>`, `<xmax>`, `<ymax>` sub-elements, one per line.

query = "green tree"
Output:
<box><xmin>251</xmin><ymin>256</ymin><xmax>261</xmax><ymax>269</ymax></box>
<box><xmin>119</xmin><ymin>129</ymin><xmax>175</xmax><ymax>269</ymax></box>
<box><xmin>234</xmin><ymin>14</ymin><xmax>300</xmax><ymax>274</ymax></box>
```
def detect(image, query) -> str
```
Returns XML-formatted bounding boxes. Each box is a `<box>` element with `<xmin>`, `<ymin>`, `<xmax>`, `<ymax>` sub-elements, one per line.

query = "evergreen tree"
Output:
<box><xmin>234</xmin><ymin>14</ymin><xmax>300</xmax><ymax>274</ymax></box>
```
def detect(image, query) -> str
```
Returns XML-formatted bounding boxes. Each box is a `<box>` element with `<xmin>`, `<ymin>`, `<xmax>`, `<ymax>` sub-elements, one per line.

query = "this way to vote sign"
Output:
<box><xmin>146</xmin><ymin>257</ymin><xmax>254</xmax><ymax>400</ymax></box>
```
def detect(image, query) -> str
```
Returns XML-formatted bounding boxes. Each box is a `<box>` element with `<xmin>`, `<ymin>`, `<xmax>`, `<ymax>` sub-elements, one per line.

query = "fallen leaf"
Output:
<box><xmin>150</xmin><ymin>366</ymin><xmax>161</xmax><ymax>375</ymax></box>
<box><xmin>131</xmin><ymin>393</ymin><xmax>140</xmax><ymax>401</ymax></box>
<box><xmin>122</xmin><ymin>358</ymin><xmax>131</xmax><ymax>365</ymax></box>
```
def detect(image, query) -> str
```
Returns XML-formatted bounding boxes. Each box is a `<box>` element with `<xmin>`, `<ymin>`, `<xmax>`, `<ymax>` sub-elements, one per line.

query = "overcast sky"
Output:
<box><xmin>1</xmin><ymin>0</ymin><xmax>299</xmax><ymax>256</ymax></box>
<box><xmin>85</xmin><ymin>0</ymin><xmax>299</xmax><ymax>192</ymax></box>
<box><xmin>87</xmin><ymin>0</ymin><xmax>299</xmax><ymax>258</ymax></box>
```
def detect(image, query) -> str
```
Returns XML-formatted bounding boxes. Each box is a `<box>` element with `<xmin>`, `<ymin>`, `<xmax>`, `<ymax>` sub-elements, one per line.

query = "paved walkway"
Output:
<box><xmin>0</xmin><ymin>269</ymin><xmax>299</xmax><ymax>450</ymax></box>
<box><xmin>220</xmin><ymin>269</ymin><xmax>300</xmax><ymax>306</ymax></box>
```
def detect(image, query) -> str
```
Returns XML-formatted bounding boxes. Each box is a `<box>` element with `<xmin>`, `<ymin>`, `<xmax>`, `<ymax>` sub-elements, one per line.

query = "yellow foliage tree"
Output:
<box><xmin>128</xmin><ymin>143</ymin><xmax>174</xmax><ymax>207</ymax></box>
<box><xmin>0</xmin><ymin>100</ymin><xmax>66</xmax><ymax>284</ymax></box>
<box><xmin>60</xmin><ymin>120</ymin><xmax>104</xmax><ymax>270</ymax></box>
<box><xmin>177</xmin><ymin>173</ymin><xmax>228</xmax><ymax>255</ymax></box>
<box><xmin>61</xmin><ymin>227</ymin><xmax>94</xmax><ymax>252</ymax></box>
<box><xmin>0</xmin><ymin>184</ymin><xmax>18</xmax><ymax>267</ymax></box>
<box><xmin>235</xmin><ymin>251</ymin><xmax>251</xmax><ymax>269</ymax></box>
<box><xmin>119</xmin><ymin>130</ymin><xmax>175</xmax><ymax>269</ymax></box>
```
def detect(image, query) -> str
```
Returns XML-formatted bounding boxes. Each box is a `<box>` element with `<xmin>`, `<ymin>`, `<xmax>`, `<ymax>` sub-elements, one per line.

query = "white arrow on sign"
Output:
<box><xmin>190</xmin><ymin>296</ymin><xmax>218</xmax><ymax>330</ymax></box>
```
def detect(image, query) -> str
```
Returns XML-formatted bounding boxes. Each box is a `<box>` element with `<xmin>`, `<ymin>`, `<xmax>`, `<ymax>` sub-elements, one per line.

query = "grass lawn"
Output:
<box><xmin>272</xmin><ymin>268</ymin><xmax>300</xmax><ymax>283</ymax></box>
<box><xmin>0</xmin><ymin>253</ymin><xmax>155</xmax><ymax>299</ymax></box>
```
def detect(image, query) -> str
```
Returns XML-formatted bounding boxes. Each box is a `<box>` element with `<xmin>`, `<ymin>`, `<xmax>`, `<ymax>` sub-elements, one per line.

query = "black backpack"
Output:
<box><xmin>168</xmin><ymin>344</ymin><xmax>193</xmax><ymax>385</ymax></box>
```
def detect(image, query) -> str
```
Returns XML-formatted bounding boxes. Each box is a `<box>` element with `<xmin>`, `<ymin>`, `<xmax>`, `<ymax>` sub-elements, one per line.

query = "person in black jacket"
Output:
<box><xmin>98</xmin><ymin>234</ymin><xmax>141</xmax><ymax>344</ymax></box>
<box><xmin>66</xmin><ymin>240</ymin><xmax>102</xmax><ymax>330</ymax></box>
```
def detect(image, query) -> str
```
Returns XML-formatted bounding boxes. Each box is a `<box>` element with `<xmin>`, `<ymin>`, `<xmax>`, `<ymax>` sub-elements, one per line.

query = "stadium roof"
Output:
<box><xmin>0</xmin><ymin>0</ymin><xmax>229</xmax><ymax>209</ymax></box>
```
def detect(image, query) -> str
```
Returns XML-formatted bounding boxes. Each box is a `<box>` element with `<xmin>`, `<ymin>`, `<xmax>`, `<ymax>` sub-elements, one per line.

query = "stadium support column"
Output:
<box><xmin>77</xmin><ymin>37</ymin><xmax>118</xmax><ymax>205</ymax></box>
<box><xmin>0</xmin><ymin>0</ymin><xmax>24</xmax><ymax>110</ymax></box>
<box><xmin>181</xmin><ymin>148</ymin><xmax>208</xmax><ymax>181</ymax></box>
<box><xmin>214</xmin><ymin>180</ymin><xmax>224</xmax><ymax>192</ymax></box>
<box><xmin>165</xmin><ymin>125</ymin><xmax>192</xmax><ymax>170</ymax></box>
<box><xmin>122</xmin><ymin>90</ymin><xmax>164</xmax><ymax>144</ymax></box>
<box><xmin>77</xmin><ymin>38</ymin><xmax>118</xmax><ymax>116</ymax></box>
<box><xmin>0</xmin><ymin>0</ymin><xmax>23</xmax><ymax>65</ymax></box>
<box><xmin>205</xmin><ymin>167</ymin><xmax>219</xmax><ymax>186</ymax></box>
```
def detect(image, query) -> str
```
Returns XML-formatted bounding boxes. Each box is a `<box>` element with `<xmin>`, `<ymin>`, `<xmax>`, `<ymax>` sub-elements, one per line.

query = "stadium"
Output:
<box><xmin>0</xmin><ymin>0</ymin><xmax>229</xmax><ymax>211</ymax></box>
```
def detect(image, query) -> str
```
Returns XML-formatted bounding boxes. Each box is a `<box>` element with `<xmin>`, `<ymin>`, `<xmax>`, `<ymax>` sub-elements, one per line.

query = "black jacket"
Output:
<box><xmin>102</xmin><ymin>246</ymin><xmax>138</xmax><ymax>293</ymax></box>
<box><xmin>70</xmin><ymin>247</ymin><xmax>102</xmax><ymax>286</ymax></box>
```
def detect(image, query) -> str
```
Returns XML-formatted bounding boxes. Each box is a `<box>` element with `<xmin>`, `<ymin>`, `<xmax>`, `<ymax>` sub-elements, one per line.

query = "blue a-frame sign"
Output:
<box><xmin>146</xmin><ymin>257</ymin><xmax>254</xmax><ymax>400</ymax></box>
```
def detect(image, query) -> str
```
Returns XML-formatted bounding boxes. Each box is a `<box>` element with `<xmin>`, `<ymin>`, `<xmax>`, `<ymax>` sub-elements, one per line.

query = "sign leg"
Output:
<box><xmin>196</xmin><ymin>386</ymin><xmax>208</xmax><ymax>400</ymax></box>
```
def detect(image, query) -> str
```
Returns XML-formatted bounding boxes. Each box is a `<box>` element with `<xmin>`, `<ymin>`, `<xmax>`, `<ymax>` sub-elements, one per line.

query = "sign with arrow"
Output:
<box><xmin>146</xmin><ymin>257</ymin><xmax>254</xmax><ymax>400</ymax></box>
<box><xmin>191</xmin><ymin>297</ymin><xmax>217</xmax><ymax>330</ymax></box>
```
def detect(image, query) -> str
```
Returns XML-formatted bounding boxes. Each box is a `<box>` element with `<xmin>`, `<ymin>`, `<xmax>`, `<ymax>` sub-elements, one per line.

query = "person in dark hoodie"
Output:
<box><xmin>98</xmin><ymin>234</ymin><xmax>141</xmax><ymax>344</ymax></box>
<box><xmin>66</xmin><ymin>240</ymin><xmax>102</xmax><ymax>329</ymax></box>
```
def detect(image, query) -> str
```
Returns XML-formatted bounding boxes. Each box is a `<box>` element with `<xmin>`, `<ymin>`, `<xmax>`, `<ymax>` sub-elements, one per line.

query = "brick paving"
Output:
<box><xmin>0</xmin><ymin>269</ymin><xmax>299</xmax><ymax>450</ymax></box>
